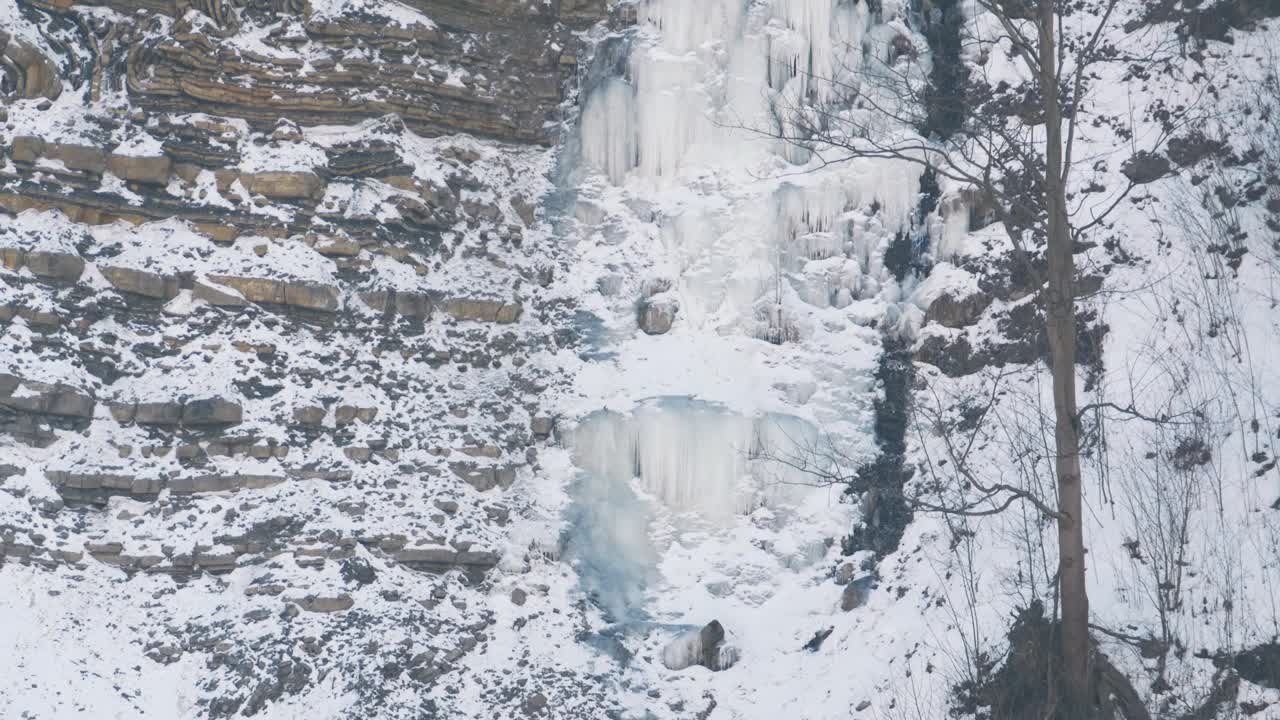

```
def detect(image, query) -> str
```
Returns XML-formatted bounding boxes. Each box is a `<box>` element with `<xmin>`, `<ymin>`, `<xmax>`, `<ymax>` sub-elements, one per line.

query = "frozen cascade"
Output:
<box><xmin>567</xmin><ymin>398</ymin><xmax>819</xmax><ymax>521</ymax></box>
<box><xmin>562</xmin><ymin>0</ymin><xmax>934</xmax><ymax>677</ymax></box>
<box><xmin>578</xmin><ymin>0</ymin><xmax>925</xmax><ymax>329</ymax></box>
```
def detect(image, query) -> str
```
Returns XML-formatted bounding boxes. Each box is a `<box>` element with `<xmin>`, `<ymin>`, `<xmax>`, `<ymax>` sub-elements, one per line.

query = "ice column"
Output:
<box><xmin>580</xmin><ymin>77</ymin><xmax>637</xmax><ymax>184</ymax></box>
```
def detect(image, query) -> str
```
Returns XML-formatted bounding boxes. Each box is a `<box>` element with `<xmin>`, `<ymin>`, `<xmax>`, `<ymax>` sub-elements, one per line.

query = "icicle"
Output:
<box><xmin>632</xmin><ymin>51</ymin><xmax>711</xmax><ymax>180</ymax></box>
<box><xmin>768</xmin><ymin>0</ymin><xmax>870</xmax><ymax>104</ymax></box>
<box><xmin>580</xmin><ymin>77</ymin><xmax>637</xmax><ymax>184</ymax></box>
<box><xmin>567</xmin><ymin>399</ymin><xmax>820</xmax><ymax>521</ymax></box>
<box><xmin>638</xmin><ymin>0</ymin><xmax>746</xmax><ymax>53</ymax></box>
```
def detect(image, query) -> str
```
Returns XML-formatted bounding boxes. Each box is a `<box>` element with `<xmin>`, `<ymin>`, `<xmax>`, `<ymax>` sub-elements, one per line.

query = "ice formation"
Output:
<box><xmin>564</xmin><ymin>0</ymin><xmax>932</xmax><ymax>699</ymax></box>
<box><xmin>578</xmin><ymin>0</ymin><xmax>926</xmax><ymax>327</ymax></box>
<box><xmin>768</xmin><ymin>0</ymin><xmax>870</xmax><ymax>103</ymax></box>
<box><xmin>567</xmin><ymin>398</ymin><xmax>818</xmax><ymax>520</ymax></box>
<box><xmin>562</xmin><ymin>398</ymin><xmax>827</xmax><ymax>620</ymax></box>
<box><xmin>579</xmin><ymin>77</ymin><xmax>636</xmax><ymax>185</ymax></box>
<box><xmin>567</xmin><ymin>0</ymin><xmax>925</xmax><ymax>614</ymax></box>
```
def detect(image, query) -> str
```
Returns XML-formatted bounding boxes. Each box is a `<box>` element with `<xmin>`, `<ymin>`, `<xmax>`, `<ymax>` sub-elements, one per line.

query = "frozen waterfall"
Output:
<box><xmin>576</xmin><ymin>0</ymin><xmax>927</xmax><ymax>337</ymax></box>
<box><xmin>562</xmin><ymin>0</ymin><xmax>927</xmax><ymax>631</ymax></box>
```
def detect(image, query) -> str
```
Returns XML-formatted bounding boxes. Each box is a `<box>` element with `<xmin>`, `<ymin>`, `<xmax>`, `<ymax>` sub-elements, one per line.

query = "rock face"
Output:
<box><xmin>0</xmin><ymin>0</ymin><xmax>610</xmax><ymax>716</ymax></box>
<box><xmin>79</xmin><ymin>0</ymin><xmax>604</xmax><ymax>145</ymax></box>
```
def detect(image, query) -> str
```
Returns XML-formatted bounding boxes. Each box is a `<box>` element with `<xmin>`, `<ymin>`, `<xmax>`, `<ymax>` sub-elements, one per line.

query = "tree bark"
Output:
<box><xmin>1036</xmin><ymin>0</ymin><xmax>1092</xmax><ymax>715</ymax></box>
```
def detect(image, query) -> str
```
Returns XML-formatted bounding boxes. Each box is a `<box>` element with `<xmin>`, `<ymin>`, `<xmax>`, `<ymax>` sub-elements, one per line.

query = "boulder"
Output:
<box><xmin>335</xmin><ymin>405</ymin><xmax>360</xmax><ymax>426</ymax></box>
<box><xmin>661</xmin><ymin>620</ymin><xmax>739</xmax><ymax>672</ymax></box>
<box><xmin>530</xmin><ymin>416</ymin><xmax>554</xmax><ymax>439</ymax></box>
<box><xmin>638</xmin><ymin>295</ymin><xmax>678</xmax><ymax>335</ymax></box>
<box><xmin>292</xmin><ymin>405</ymin><xmax>326</xmax><ymax>425</ymax></box>
<box><xmin>841</xmin><ymin>575</ymin><xmax>875</xmax><ymax>611</ymax></box>
<box><xmin>8</xmin><ymin>136</ymin><xmax>45</xmax><ymax>164</ymax></box>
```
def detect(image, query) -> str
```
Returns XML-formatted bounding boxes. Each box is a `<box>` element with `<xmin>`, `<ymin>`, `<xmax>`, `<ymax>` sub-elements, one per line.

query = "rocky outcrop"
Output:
<box><xmin>360</xmin><ymin>289</ymin><xmax>432</xmax><ymax>320</ymax></box>
<box><xmin>0</xmin><ymin>31</ymin><xmax>62</xmax><ymax>101</ymax></box>
<box><xmin>101</xmin><ymin>266</ymin><xmax>180</xmax><ymax>299</ymax></box>
<box><xmin>0</xmin><ymin>0</ymin><xmax>606</xmax><ymax>715</ymax></box>
<box><xmin>0</xmin><ymin>247</ymin><xmax>84</xmax><ymax>281</ymax></box>
<box><xmin>442</xmin><ymin>297</ymin><xmax>522</xmax><ymax>324</ymax></box>
<box><xmin>204</xmin><ymin>276</ymin><xmax>340</xmax><ymax>312</ymax></box>
<box><xmin>182</xmin><ymin>398</ymin><xmax>244</xmax><ymax>426</ymax></box>
<box><xmin>449</xmin><ymin>462</ymin><xmax>517</xmax><ymax>492</ymax></box>
<box><xmin>240</xmin><ymin>172</ymin><xmax>325</xmax><ymax>201</ymax></box>
<box><xmin>393</xmin><ymin>546</ymin><xmax>501</xmax><ymax>577</ymax></box>
<box><xmin>109</xmin><ymin>397</ymin><xmax>242</xmax><ymax>428</ymax></box>
<box><xmin>106</xmin><ymin>0</ymin><xmax>608</xmax><ymax>144</ymax></box>
<box><xmin>0</xmin><ymin>374</ymin><xmax>95</xmax><ymax>419</ymax></box>
<box><xmin>10</xmin><ymin>136</ymin><xmax>107</xmax><ymax>176</ymax></box>
<box><xmin>106</xmin><ymin>153</ymin><xmax>173</xmax><ymax>185</ymax></box>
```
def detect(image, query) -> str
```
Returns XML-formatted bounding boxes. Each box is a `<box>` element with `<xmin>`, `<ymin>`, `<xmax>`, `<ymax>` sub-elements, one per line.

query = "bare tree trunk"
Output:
<box><xmin>1036</xmin><ymin>0</ymin><xmax>1092</xmax><ymax>715</ymax></box>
